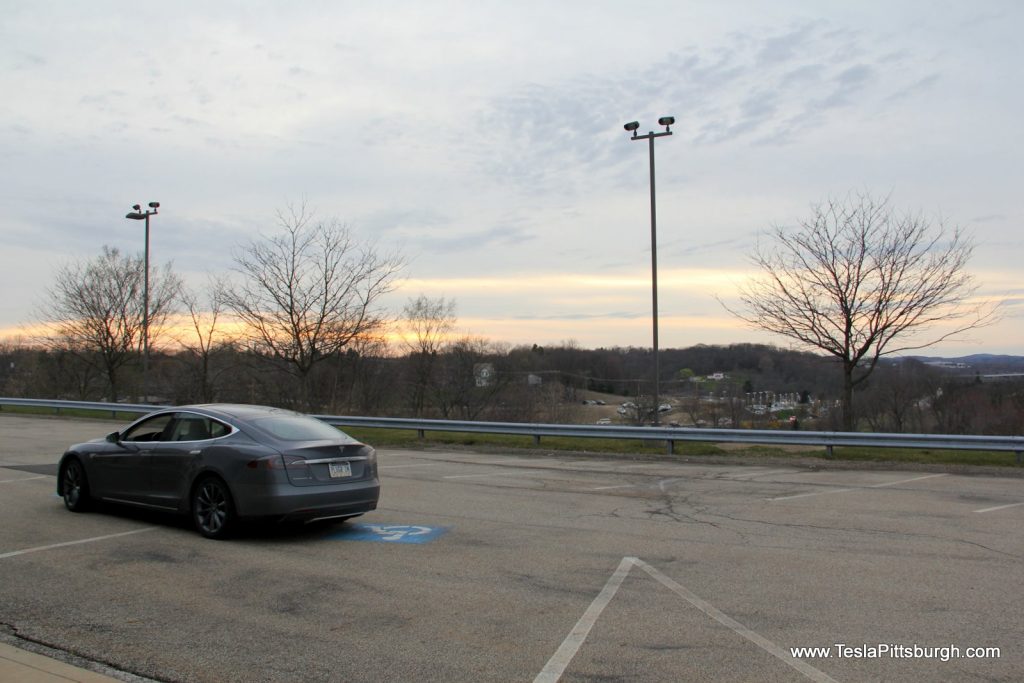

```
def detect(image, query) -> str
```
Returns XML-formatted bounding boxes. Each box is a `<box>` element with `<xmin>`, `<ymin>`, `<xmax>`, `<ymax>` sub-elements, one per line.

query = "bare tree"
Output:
<box><xmin>401</xmin><ymin>295</ymin><xmax>457</xmax><ymax>416</ymax></box>
<box><xmin>431</xmin><ymin>337</ymin><xmax>510</xmax><ymax>420</ymax></box>
<box><xmin>222</xmin><ymin>205</ymin><xmax>404</xmax><ymax>410</ymax></box>
<box><xmin>333</xmin><ymin>334</ymin><xmax>395</xmax><ymax>415</ymax></box>
<box><xmin>727</xmin><ymin>193</ymin><xmax>995</xmax><ymax>430</ymax></box>
<box><xmin>177</xmin><ymin>279</ymin><xmax>235</xmax><ymax>403</ymax></box>
<box><xmin>859</xmin><ymin>359</ymin><xmax>937</xmax><ymax>433</ymax></box>
<box><xmin>36</xmin><ymin>246</ymin><xmax>180</xmax><ymax>402</ymax></box>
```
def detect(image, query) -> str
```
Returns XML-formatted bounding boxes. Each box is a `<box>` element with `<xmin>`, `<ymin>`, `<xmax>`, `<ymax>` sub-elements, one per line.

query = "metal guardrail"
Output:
<box><xmin>0</xmin><ymin>398</ymin><xmax>157</xmax><ymax>418</ymax></box>
<box><xmin>2</xmin><ymin>397</ymin><xmax>1022</xmax><ymax>462</ymax></box>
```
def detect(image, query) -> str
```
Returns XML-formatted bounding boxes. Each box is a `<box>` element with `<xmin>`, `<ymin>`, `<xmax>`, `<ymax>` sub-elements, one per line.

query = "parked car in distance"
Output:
<box><xmin>57</xmin><ymin>404</ymin><xmax>380</xmax><ymax>539</ymax></box>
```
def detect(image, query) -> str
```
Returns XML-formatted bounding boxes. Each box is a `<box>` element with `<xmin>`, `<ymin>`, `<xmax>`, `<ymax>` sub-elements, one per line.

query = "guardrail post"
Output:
<box><xmin>667</xmin><ymin>440</ymin><xmax>675</xmax><ymax>455</ymax></box>
<box><xmin>1017</xmin><ymin>451</ymin><xmax>1022</xmax><ymax>465</ymax></box>
<box><xmin>533</xmin><ymin>435</ymin><xmax>541</xmax><ymax>447</ymax></box>
<box><xmin>825</xmin><ymin>445</ymin><xmax>834</xmax><ymax>459</ymax></box>
<box><xmin>417</xmin><ymin>429</ymin><xmax>425</xmax><ymax>440</ymax></box>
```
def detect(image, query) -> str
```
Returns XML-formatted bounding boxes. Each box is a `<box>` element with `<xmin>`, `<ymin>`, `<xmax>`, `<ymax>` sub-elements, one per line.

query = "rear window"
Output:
<box><xmin>252</xmin><ymin>416</ymin><xmax>358</xmax><ymax>443</ymax></box>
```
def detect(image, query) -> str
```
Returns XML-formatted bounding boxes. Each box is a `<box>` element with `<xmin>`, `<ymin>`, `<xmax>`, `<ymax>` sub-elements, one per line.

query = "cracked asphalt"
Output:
<box><xmin>1</xmin><ymin>414</ymin><xmax>1022</xmax><ymax>682</ymax></box>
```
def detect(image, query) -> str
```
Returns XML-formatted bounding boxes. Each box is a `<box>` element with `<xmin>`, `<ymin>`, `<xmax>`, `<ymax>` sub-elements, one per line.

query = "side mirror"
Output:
<box><xmin>105</xmin><ymin>431</ymin><xmax>121</xmax><ymax>444</ymax></box>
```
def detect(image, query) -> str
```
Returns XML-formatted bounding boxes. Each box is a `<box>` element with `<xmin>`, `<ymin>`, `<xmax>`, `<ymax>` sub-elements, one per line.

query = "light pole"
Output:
<box><xmin>125</xmin><ymin>201</ymin><xmax>160</xmax><ymax>401</ymax></box>
<box><xmin>624</xmin><ymin>116</ymin><xmax>674</xmax><ymax>424</ymax></box>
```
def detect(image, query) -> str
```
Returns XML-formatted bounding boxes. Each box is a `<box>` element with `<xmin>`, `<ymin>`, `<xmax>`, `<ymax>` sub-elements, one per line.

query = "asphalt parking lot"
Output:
<box><xmin>1</xmin><ymin>414</ymin><xmax>1021</xmax><ymax>682</ymax></box>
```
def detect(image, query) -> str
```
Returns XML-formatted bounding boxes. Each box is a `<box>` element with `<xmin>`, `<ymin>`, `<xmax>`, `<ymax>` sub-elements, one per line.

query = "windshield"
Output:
<box><xmin>251</xmin><ymin>415</ymin><xmax>358</xmax><ymax>443</ymax></box>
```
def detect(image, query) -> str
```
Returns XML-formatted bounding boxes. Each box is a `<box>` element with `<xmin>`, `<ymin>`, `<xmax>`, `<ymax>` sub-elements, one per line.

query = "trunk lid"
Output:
<box><xmin>280</xmin><ymin>442</ymin><xmax>374</xmax><ymax>486</ymax></box>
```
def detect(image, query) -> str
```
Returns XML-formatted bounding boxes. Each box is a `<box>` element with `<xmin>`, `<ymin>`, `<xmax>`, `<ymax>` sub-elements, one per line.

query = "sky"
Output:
<box><xmin>2</xmin><ymin>1</ymin><xmax>1022</xmax><ymax>356</ymax></box>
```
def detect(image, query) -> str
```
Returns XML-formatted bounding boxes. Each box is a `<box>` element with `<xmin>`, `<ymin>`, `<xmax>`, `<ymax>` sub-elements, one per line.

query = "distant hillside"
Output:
<box><xmin>903</xmin><ymin>354</ymin><xmax>1024</xmax><ymax>373</ymax></box>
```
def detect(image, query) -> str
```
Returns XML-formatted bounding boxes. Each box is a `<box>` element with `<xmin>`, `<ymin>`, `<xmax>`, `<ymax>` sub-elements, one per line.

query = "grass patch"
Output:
<box><xmin>0</xmin><ymin>404</ymin><xmax>141</xmax><ymax>422</ymax></box>
<box><xmin>3</xmin><ymin>405</ymin><xmax>1019</xmax><ymax>468</ymax></box>
<box><xmin>823</xmin><ymin>446</ymin><xmax>1022</xmax><ymax>468</ymax></box>
<box><xmin>341</xmin><ymin>427</ymin><xmax>727</xmax><ymax>457</ymax></box>
<box><xmin>342</xmin><ymin>426</ymin><xmax>1021</xmax><ymax>468</ymax></box>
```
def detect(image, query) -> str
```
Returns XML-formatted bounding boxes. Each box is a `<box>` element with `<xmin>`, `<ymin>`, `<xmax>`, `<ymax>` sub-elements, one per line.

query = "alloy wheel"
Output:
<box><xmin>194</xmin><ymin>479</ymin><xmax>231</xmax><ymax>537</ymax></box>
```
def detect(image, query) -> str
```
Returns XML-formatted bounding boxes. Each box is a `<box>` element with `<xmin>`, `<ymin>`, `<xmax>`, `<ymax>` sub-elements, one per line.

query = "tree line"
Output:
<box><xmin>2</xmin><ymin>334</ymin><xmax>1020</xmax><ymax>435</ymax></box>
<box><xmin>5</xmin><ymin>193</ymin><xmax>1008</xmax><ymax>433</ymax></box>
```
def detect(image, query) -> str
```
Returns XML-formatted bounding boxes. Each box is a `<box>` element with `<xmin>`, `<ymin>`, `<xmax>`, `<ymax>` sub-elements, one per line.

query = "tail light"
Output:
<box><xmin>246</xmin><ymin>455</ymin><xmax>310</xmax><ymax>474</ymax></box>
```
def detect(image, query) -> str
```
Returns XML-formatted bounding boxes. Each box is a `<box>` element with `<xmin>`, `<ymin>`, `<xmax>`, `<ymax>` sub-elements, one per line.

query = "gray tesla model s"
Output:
<box><xmin>57</xmin><ymin>404</ymin><xmax>380</xmax><ymax>539</ymax></box>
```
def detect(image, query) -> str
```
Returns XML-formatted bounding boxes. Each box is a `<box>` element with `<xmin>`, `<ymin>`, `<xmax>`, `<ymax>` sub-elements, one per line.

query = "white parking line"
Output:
<box><xmin>0</xmin><ymin>475</ymin><xmax>48</xmax><ymax>484</ymax></box>
<box><xmin>0</xmin><ymin>528</ymin><xmax>157</xmax><ymax>560</ymax></box>
<box><xmin>591</xmin><ymin>477</ymin><xmax>688</xmax><ymax>493</ymax></box>
<box><xmin>534</xmin><ymin>557</ymin><xmax>838</xmax><ymax>683</ymax></box>
<box><xmin>379</xmin><ymin>463</ymin><xmax>442</xmax><ymax>470</ymax></box>
<box><xmin>633</xmin><ymin>559</ymin><xmax>838</xmax><ymax>683</ymax></box>
<box><xmin>771</xmin><ymin>487</ymin><xmax>858</xmax><ymax>501</ymax></box>
<box><xmin>476</xmin><ymin>458</ymin><xmax>535</xmax><ymax>465</ymax></box>
<box><xmin>870</xmin><ymin>473</ymin><xmax>948</xmax><ymax>487</ymax></box>
<box><xmin>534</xmin><ymin>557</ymin><xmax>634</xmax><ymax>683</ymax></box>
<box><xmin>444</xmin><ymin>470</ymin><xmax>543</xmax><ymax>480</ymax></box>
<box><xmin>769</xmin><ymin>473</ymin><xmax>948</xmax><ymax>502</ymax></box>
<box><xmin>590</xmin><ymin>470</ymin><xmax>804</xmax><ymax>492</ymax></box>
<box><xmin>974</xmin><ymin>501</ymin><xmax>1024</xmax><ymax>514</ymax></box>
<box><xmin>728</xmin><ymin>469</ymin><xmax>800</xmax><ymax>480</ymax></box>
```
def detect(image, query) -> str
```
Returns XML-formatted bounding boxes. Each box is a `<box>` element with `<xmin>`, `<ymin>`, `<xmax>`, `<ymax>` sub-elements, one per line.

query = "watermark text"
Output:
<box><xmin>791</xmin><ymin>643</ymin><xmax>1001</xmax><ymax>662</ymax></box>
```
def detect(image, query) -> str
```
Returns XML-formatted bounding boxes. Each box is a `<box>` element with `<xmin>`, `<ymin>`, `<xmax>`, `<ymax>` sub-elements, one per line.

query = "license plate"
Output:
<box><xmin>329</xmin><ymin>462</ymin><xmax>352</xmax><ymax>478</ymax></box>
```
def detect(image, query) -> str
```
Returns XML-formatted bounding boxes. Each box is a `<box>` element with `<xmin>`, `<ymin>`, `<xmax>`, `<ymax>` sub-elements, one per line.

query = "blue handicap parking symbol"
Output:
<box><xmin>331</xmin><ymin>523</ymin><xmax>449</xmax><ymax>544</ymax></box>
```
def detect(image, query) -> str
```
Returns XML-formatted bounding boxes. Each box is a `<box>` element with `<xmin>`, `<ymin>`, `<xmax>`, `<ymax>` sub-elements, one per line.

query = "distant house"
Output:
<box><xmin>926</xmin><ymin>361</ymin><xmax>970</xmax><ymax>369</ymax></box>
<box><xmin>474</xmin><ymin>363</ymin><xmax>495</xmax><ymax>387</ymax></box>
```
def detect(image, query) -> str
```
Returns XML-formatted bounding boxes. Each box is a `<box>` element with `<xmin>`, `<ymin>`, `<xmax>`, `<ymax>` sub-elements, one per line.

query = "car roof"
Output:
<box><xmin>177</xmin><ymin>404</ymin><xmax>301</xmax><ymax>422</ymax></box>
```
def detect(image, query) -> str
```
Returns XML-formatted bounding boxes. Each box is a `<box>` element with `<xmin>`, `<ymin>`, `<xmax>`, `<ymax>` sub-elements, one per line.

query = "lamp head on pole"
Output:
<box><xmin>125</xmin><ymin>201</ymin><xmax>160</xmax><ymax>220</ymax></box>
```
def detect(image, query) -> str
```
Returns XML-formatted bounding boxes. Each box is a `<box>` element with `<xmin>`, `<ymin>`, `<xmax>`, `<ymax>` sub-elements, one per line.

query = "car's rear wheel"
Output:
<box><xmin>61</xmin><ymin>458</ymin><xmax>92</xmax><ymax>512</ymax></box>
<box><xmin>192</xmin><ymin>476</ymin><xmax>236</xmax><ymax>539</ymax></box>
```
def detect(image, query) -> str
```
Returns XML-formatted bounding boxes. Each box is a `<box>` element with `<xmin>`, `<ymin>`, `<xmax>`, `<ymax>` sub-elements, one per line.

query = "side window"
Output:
<box><xmin>209</xmin><ymin>420</ymin><xmax>231</xmax><ymax>439</ymax></box>
<box><xmin>168</xmin><ymin>415</ymin><xmax>232</xmax><ymax>442</ymax></box>
<box><xmin>122</xmin><ymin>414</ymin><xmax>175</xmax><ymax>442</ymax></box>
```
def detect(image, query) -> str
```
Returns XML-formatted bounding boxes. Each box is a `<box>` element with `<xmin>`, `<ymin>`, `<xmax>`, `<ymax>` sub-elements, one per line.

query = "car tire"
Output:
<box><xmin>191</xmin><ymin>476</ymin><xmax>236</xmax><ymax>540</ymax></box>
<box><xmin>60</xmin><ymin>457</ymin><xmax>92</xmax><ymax>512</ymax></box>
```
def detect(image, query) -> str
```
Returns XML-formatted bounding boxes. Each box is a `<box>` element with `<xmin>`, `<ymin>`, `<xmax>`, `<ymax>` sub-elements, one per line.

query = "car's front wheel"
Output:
<box><xmin>60</xmin><ymin>458</ymin><xmax>92</xmax><ymax>512</ymax></box>
<box><xmin>191</xmin><ymin>476</ymin><xmax>236</xmax><ymax>539</ymax></box>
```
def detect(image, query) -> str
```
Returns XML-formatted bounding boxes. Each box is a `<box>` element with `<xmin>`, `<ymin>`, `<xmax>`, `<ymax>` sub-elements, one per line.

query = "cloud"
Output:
<box><xmin>511</xmin><ymin>311</ymin><xmax>647</xmax><ymax>321</ymax></box>
<box><xmin>971</xmin><ymin>214</ymin><xmax>1007</xmax><ymax>224</ymax></box>
<box><xmin>663</xmin><ymin>233</ymin><xmax>758</xmax><ymax>261</ymax></box>
<box><xmin>1000</xmin><ymin>298</ymin><xmax>1024</xmax><ymax>319</ymax></box>
<box><xmin>884</xmin><ymin>73</ymin><xmax>940</xmax><ymax>103</ymax></box>
<box><xmin>755</xmin><ymin>22</ymin><xmax>823</xmax><ymax>65</ymax></box>
<box><xmin>6</xmin><ymin>50</ymin><xmax>46</xmax><ymax>70</ymax></box>
<box><xmin>404</xmin><ymin>224</ymin><xmax>537</xmax><ymax>254</ymax></box>
<box><xmin>1</xmin><ymin>2</ymin><xmax>1021</xmax><ymax>356</ymax></box>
